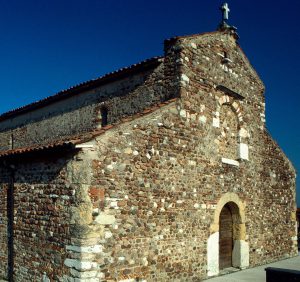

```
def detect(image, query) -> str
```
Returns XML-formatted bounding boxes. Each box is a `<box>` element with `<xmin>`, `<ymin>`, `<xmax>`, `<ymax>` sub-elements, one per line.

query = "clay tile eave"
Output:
<box><xmin>0</xmin><ymin>141</ymin><xmax>77</xmax><ymax>159</ymax></box>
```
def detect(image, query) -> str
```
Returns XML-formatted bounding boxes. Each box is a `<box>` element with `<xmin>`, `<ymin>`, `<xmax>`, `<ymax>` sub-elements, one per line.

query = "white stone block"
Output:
<box><xmin>106</xmin><ymin>164</ymin><xmax>114</xmax><ymax>170</ymax></box>
<box><xmin>66</xmin><ymin>245</ymin><xmax>103</xmax><ymax>254</ymax></box>
<box><xmin>239</xmin><ymin>143</ymin><xmax>249</xmax><ymax>160</ymax></box>
<box><xmin>94</xmin><ymin>214</ymin><xmax>116</xmax><ymax>225</ymax></box>
<box><xmin>64</xmin><ymin>259</ymin><xmax>97</xmax><ymax>271</ymax></box>
<box><xmin>239</xmin><ymin>128</ymin><xmax>248</xmax><ymax>138</ymax></box>
<box><xmin>110</xmin><ymin>201</ymin><xmax>118</xmax><ymax>208</ymax></box>
<box><xmin>221</xmin><ymin>158</ymin><xmax>239</xmax><ymax>167</ymax></box>
<box><xmin>74</xmin><ymin>278</ymin><xmax>100</xmax><ymax>282</ymax></box>
<box><xmin>232</xmin><ymin>240</ymin><xmax>249</xmax><ymax>269</ymax></box>
<box><xmin>181</xmin><ymin>74</ymin><xmax>190</xmax><ymax>83</ymax></box>
<box><xmin>104</xmin><ymin>231</ymin><xmax>113</xmax><ymax>239</ymax></box>
<box><xmin>124</xmin><ymin>148</ymin><xmax>132</xmax><ymax>154</ymax></box>
<box><xmin>179</xmin><ymin>109</ymin><xmax>187</xmax><ymax>118</ymax></box>
<box><xmin>213</xmin><ymin>117</ymin><xmax>220</xmax><ymax>128</ymax></box>
<box><xmin>70</xmin><ymin>268</ymin><xmax>99</xmax><ymax>278</ymax></box>
<box><xmin>231</xmin><ymin>101</ymin><xmax>238</xmax><ymax>109</ymax></box>
<box><xmin>199</xmin><ymin>115</ymin><xmax>207</xmax><ymax>123</ymax></box>
<box><xmin>118</xmin><ymin>279</ymin><xmax>136</xmax><ymax>282</ymax></box>
<box><xmin>207</xmin><ymin>232</ymin><xmax>219</xmax><ymax>276</ymax></box>
<box><xmin>142</xmin><ymin>257</ymin><xmax>148</xmax><ymax>266</ymax></box>
<box><xmin>61</xmin><ymin>275</ymin><xmax>74</xmax><ymax>282</ymax></box>
<box><xmin>42</xmin><ymin>273</ymin><xmax>50</xmax><ymax>282</ymax></box>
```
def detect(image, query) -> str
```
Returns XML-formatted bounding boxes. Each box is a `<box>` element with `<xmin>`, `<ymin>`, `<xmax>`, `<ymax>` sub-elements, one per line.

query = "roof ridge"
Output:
<box><xmin>164</xmin><ymin>30</ymin><xmax>220</xmax><ymax>43</ymax></box>
<box><xmin>0</xmin><ymin>56</ymin><xmax>163</xmax><ymax>122</ymax></box>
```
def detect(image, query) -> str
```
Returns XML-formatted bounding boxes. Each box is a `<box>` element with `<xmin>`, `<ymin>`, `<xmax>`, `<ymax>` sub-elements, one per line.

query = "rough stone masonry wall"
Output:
<box><xmin>0</xmin><ymin>63</ymin><xmax>165</xmax><ymax>152</ymax></box>
<box><xmin>174</xmin><ymin>31</ymin><xmax>297</xmax><ymax>266</ymax></box>
<box><xmin>0</xmin><ymin>167</ymin><xmax>10</xmax><ymax>280</ymax></box>
<box><xmin>0</xmin><ymin>151</ymin><xmax>96</xmax><ymax>281</ymax></box>
<box><xmin>70</xmin><ymin>31</ymin><xmax>298</xmax><ymax>281</ymax></box>
<box><xmin>84</xmin><ymin>102</ymin><xmax>296</xmax><ymax>281</ymax></box>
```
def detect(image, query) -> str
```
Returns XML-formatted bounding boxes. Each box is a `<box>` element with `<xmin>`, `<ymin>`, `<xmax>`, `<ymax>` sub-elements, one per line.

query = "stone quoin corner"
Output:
<box><xmin>0</xmin><ymin>2</ymin><xmax>297</xmax><ymax>282</ymax></box>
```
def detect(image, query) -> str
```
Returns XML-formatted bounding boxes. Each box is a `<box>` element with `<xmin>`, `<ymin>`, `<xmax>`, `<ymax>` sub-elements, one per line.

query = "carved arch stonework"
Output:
<box><xmin>219</xmin><ymin>103</ymin><xmax>239</xmax><ymax>159</ymax></box>
<box><xmin>214</xmin><ymin>95</ymin><xmax>249</xmax><ymax>162</ymax></box>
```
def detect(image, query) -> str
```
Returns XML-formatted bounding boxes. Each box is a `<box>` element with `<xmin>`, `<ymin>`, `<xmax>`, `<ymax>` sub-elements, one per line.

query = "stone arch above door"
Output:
<box><xmin>207</xmin><ymin>193</ymin><xmax>249</xmax><ymax>277</ymax></box>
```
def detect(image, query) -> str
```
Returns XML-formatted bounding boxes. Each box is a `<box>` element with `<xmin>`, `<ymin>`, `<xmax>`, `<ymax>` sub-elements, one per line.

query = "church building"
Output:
<box><xmin>0</xmin><ymin>3</ymin><xmax>297</xmax><ymax>282</ymax></box>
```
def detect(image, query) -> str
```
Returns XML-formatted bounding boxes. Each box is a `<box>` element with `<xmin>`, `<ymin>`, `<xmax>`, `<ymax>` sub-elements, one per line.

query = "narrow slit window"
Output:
<box><xmin>101</xmin><ymin>107</ymin><xmax>108</xmax><ymax>127</ymax></box>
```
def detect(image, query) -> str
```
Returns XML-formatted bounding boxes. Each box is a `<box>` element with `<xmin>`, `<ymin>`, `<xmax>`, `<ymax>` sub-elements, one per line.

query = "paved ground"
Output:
<box><xmin>206</xmin><ymin>253</ymin><xmax>300</xmax><ymax>282</ymax></box>
<box><xmin>0</xmin><ymin>254</ymin><xmax>299</xmax><ymax>281</ymax></box>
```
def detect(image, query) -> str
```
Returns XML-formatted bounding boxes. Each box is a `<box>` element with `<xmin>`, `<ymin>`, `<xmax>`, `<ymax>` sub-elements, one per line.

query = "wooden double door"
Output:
<box><xmin>219</xmin><ymin>204</ymin><xmax>233</xmax><ymax>270</ymax></box>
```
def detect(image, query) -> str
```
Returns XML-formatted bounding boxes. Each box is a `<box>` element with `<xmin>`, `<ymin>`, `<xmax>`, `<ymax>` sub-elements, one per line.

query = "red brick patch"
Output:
<box><xmin>89</xmin><ymin>187</ymin><xmax>105</xmax><ymax>209</ymax></box>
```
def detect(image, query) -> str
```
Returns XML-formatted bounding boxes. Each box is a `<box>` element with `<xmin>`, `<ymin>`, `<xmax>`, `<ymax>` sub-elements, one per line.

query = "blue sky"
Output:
<box><xmin>0</xmin><ymin>0</ymin><xmax>299</xmax><ymax>205</ymax></box>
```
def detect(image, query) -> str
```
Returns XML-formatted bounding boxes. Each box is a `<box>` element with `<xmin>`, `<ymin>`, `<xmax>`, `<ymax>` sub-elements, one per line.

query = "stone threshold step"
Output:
<box><xmin>219</xmin><ymin>267</ymin><xmax>240</xmax><ymax>275</ymax></box>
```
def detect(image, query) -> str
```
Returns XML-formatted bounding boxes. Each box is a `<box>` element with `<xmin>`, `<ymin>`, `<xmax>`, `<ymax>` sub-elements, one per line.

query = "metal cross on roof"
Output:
<box><xmin>220</xmin><ymin>2</ymin><xmax>230</xmax><ymax>22</ymax></box>
<box><xmin>217</xmin><ymin>3</ymin><xmax>238</xmax><ymax>39</ymax></box>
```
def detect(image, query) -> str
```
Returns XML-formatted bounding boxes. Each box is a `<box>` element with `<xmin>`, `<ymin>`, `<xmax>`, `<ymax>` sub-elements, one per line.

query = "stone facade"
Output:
<box><xmin>0</xmin><ymin>27</ymin><xmax>297</xmax><ymax>282</ymax></box>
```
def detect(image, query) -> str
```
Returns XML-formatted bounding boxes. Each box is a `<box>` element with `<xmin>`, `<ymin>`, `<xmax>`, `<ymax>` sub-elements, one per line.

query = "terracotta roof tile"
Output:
<box><xmin>0</xmin><ymin>140</ymin><xmax>78</xmax><ymax>158</ymax></box>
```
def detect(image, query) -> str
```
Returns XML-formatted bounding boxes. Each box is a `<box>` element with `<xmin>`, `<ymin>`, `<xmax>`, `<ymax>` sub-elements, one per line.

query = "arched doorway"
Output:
<box><xmin>207</xmin><ymin>193</ymin><xmax>249</xmax><ymax>277</ymax></box>
<box><xmin>219</xmin><ymin>203</ymin><xmax>233</xmax><ymax>270</ymax></box>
